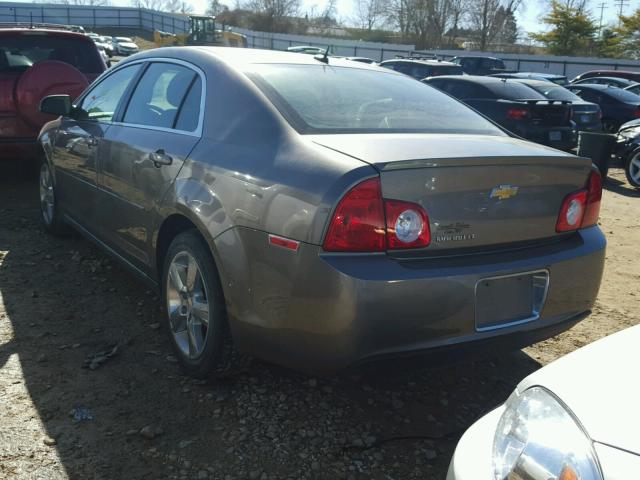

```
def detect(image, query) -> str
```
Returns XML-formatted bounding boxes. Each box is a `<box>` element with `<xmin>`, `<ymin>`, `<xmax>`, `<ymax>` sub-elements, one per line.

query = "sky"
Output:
<box><xmin>3</xmin><ymin>0</ymin><xmax>635</xmax><ymax>36</ymax></box>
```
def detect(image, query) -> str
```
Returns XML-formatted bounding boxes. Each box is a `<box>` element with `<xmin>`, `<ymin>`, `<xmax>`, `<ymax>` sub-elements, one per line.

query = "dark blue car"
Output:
<box><xmin>566</xmin><ymin>83</ymin><xmax>640</xmax><ymax>133</ymax></box>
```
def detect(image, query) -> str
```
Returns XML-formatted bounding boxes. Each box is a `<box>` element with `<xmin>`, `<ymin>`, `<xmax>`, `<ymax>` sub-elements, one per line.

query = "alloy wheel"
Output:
<box><xmin>39</xmin><ymin>163</ymin><xmax>55</xmax><ymax>226</ymax></box>
<box><xmin>166</xmin><ymin>251</ymin><xmax>210</xmax><ymax>359</ymax></box>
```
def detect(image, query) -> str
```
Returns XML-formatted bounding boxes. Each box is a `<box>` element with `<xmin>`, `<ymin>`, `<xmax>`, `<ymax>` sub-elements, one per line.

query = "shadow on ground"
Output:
<box><xmin>0</xmin><ymin>166</ymin><xmax>541</xmax><ymax>480</ymax></box>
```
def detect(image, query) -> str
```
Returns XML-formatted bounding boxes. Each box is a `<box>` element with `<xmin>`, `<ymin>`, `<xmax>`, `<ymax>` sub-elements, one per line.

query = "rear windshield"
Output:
<box><xmin>603</xmin><ymin>87</ymin><xmax>640</xmax><ymax>102</ymax></box>
<box><xmin>0</xmin><ymin>34</ymin><xmax>102</xmax><ymax>74</ymax></box>
<box><xmin>486</xmin><ymin>81</ymin><xmax>547</xmax><ymax>100</ymax></box>
<box><xmin>248</xmin><ymin>64</ymin><xmax>505</xmax><ymax>135</ymax></box>
<box><xmin>528</xmin><ymin>84</ymin><xmax>580</xmax><ymax>102</ymax></box>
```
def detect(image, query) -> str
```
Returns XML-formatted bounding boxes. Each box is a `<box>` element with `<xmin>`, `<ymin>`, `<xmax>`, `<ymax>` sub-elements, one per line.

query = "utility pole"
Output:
<box><xmin>614</xmin><ymin>0</ymin><xmax>630</xmax><ymax>26</ymax></box>
<box><xmin>597</xmin><ymin>2</ymin><xmax>607</xmax><ymax>38</ymax></box>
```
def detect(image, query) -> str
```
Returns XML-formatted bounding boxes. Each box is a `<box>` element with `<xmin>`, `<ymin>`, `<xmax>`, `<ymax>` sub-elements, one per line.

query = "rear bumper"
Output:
<box><xmin>216</xmin><ymin>227</ymin><xmax>606</xmax><ymax>375</ymax></box>
<box><xmin>515</xmin><ymin>125</ymin><xmax>577</xmax><ymax>150</ymax></box>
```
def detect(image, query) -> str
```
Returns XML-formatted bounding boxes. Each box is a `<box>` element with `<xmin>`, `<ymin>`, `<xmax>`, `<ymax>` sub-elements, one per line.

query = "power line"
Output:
<box><xmin>614</xmin><ymin>0</ymin><xmax>630</xmax><ymax>26</ymax></box>
<box><xmin>597</xmin><ymin>2</ymin><xmax>607</xmax><ymax>37</ymax></box>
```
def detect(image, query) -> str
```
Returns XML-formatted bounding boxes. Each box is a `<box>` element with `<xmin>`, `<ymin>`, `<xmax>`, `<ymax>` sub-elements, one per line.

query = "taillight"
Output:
<box><xmin>556</xmin><ymin>190</ymin><xmax>587</xmax><ymax>232</ymax></box>
<box><xmin>507</xmin><ymin>108</ymin><xmax>531</xmax><ymax>120</ymax></box>
<box><xmin>323</xmin><ymin>178</ymin><xmax>386</xmax><ymax>252</ymax></box>
<box><xmin>634</xmin><ymin>106</ymin><xmax>640</xmax><ymax>118</ymax></box>
<box><xmin>385</xmin><ymin>200</ymin><xmax>430</xmax><ymax>249</ymax></box>
<box><xmin>323</xmin><ymin>178</ymin><xmax>431</xmax><ymax>252</ymax></box>
<box><xmin>555</xmin><ymin>169</ymin><xmax>602</xmax><ymax>232</ymax></box>
<box><xmin>582</xmin><ymin>169</ymin><xmax>602</xmax><ymax>227</ymax></box>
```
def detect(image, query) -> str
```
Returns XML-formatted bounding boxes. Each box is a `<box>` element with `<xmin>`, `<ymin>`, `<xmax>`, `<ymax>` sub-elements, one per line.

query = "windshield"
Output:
<box><xmin>248</xmin><ymin>64</ymin><xmax>505</xmax><ymax>135</ymax></box>
<box><xmin>487</xmin><ymin>82</ymin><xmax>547</xmax><ymax>100</ymax></box>
<box><xmin>0</xmin><ymin>34</ymin><xmax>102</xmax><ymax>74</ymax></box>
<box><xmin>529</xmin><ymin>85</ymin><xmax>581</xmax><ymax>101</ymax></box>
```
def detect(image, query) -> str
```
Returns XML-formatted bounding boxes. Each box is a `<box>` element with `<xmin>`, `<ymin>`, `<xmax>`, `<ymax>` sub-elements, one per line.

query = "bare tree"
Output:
<box><xmin>354</xmin><ymin>0</ymin><xmax>385</xmax><ymax>30</ymax></box>
<box><xmin>467</xmin><ymin>0</ymin><xmax>522</xmax><ymax>50</ymax></box>
<box><xmin>53</xmin><ymin>0</ymin><xmax>111</xmax><ymax>6</ymax></box>
<box><xmin>206</xmin><ymin>0</ymin><xmax>229</xmax><ymax>16</ymax></box>
<box><xmin>165</xmin><ymin>0</ymin><xmax>193</xmax><ymax>13</ymax></box>
<box><xmin>241</xmin><ymin>0</ymin><xmax>301</xmax><ymax>32</ymax></box>
<box><xmin>130</xmin><ymin>0</ymin><xmax>165</xmax><ymax>10</ymax></box>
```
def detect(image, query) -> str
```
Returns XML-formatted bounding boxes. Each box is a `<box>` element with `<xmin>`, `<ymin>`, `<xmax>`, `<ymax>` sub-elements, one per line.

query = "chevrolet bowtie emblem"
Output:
<box><xmin>490</xmin><ymin>185</ymin><xmax>519</xmax><ymax>200</ymax></box>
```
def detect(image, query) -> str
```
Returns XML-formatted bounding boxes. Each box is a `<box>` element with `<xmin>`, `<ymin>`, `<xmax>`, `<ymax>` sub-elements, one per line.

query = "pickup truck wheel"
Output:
<box><xmin>162</xmin><ymin>231</ymin><xmax>250</xmax><ymax>378</ymax></box>
<box><xmin>625</xmin><ymin>150</ymin><xmax>640</xmax><ymax>188</ymax></box>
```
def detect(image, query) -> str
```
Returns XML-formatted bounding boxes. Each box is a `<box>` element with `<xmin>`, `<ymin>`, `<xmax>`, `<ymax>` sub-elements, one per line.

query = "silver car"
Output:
<box><xmin>36</xmin><ymin>48</ymin><xmax>606</xmax><ymax>377</ymax></box>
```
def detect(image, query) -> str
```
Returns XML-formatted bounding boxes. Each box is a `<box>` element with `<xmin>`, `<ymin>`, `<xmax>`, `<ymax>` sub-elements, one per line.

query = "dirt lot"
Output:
<box><xmin>1</xmin><ymin>166</ymin><xmax>638</xmax><ymax>480</ymax></box>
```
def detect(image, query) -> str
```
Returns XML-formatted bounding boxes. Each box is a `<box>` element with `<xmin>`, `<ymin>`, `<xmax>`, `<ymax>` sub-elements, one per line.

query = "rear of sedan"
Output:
<box><xmin>425</xmin><ymin>76</ymin><xmax>577</xmax><ymax>150</ymax></box>
<box><xmin>210</xmin><ymin>58</ymin><xmax>605</xmax><ymax>374</ymax></box>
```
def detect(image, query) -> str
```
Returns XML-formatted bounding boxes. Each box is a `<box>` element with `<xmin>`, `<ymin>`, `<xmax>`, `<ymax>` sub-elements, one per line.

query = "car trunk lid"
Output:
<box><xmin>525</xmin><ymin>100</ymin><xmax>571</xmax><ymax>127</ymax></box>
<box><xmin>311</xmin><ymin>133</ymin><xmax>592</xmax><ymax>253</ymax></box>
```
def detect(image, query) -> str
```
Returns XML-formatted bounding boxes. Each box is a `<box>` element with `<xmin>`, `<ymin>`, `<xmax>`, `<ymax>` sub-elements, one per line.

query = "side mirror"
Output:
<box><xmin>39</xmin><ymin>95</ymin><xmax>72</xmax><ymax>116</ymax></box>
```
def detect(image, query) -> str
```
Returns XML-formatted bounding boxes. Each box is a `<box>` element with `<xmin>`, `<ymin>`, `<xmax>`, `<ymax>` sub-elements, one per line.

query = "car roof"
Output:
<box><xmin>567</xmin><ymin>83</ymin><xmax>616</xmax><ymax>90</ymax></box>
<box><xmin>503</xmin><ymin>78</ymin><xmax>563</xmax><ymax>88</ymax></box>
<box><xmin>129</xmin><ymin>46</ymin><xmax>387</xmax><ymax>73</ymax></box>
<box><xmin>451</xmin><ymin>55</ymin><xmax>502</xmax><ymax>60</ymax></box>
<box><xmin>427</xmin><ymin>74</ymin><xmax>513</xmax><ymax>84</ymax></box>
<box><xmin>0</xmin><ymin>27</ymin><xmax>88</xmax><ymax>39</ymax></box>
<box><xmin>381</xmin><ymin>58</ymin><xmax>458</xmax><ymax>66</ymax></box>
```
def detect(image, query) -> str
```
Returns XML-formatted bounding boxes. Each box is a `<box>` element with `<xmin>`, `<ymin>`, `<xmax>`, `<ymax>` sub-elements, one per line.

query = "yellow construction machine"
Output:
<box><xmin>154</xmin><ymin>15</ymin><xmax>247</xmax><ymax>48</ymax></box>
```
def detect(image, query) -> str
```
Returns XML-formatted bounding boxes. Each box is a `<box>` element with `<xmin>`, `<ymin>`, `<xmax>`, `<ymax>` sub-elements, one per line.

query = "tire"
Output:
<box><xmin>161</xmin><ymin>230</ymin><xmax>249</xmax><ymax>378</ymax></box>
<box><xmin>625</xmin><ymin>150</ymin><xmax>640</xmax><ymax>188</ymax></box>
<box><xmin>39</xmin><ymin>161</ymin><xmax>70</xmax><ymax>235</ymax></box>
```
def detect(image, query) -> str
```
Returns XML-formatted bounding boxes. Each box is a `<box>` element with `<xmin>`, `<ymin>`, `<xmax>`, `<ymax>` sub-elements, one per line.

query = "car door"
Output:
<box><xmin>97</xmin><ymin>60</ymin><xmax>204</xmax><ymax>271</ymax></box>
<box><xmin>51</xmin><ymin>63</ymin><xmax>141</xmax><ymax>231</ymax></box>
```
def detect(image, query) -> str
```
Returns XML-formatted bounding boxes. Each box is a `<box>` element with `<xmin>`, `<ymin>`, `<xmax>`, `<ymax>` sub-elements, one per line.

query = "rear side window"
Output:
<box><xmin>123</xmin><ymin>63</ymin><xmax>197</xmax><ymax>129</ymax></box>
<box><xmin>0</xmin><ymin>34</ymin><xmax>103</xmax><ymax>73</ymax></box>
<box><xmin>76</xmin><ymin>64</ymin><xmax>141</xmax><ymax>122</ymax></box>
<box><xmin>434</xmin><ymin>80</ymin><xmax>491</xmax><ymax>99</ymax></box>
<box><xmin>174</xmin><ymin>76</ymin><xmax>202</xmax><ymax>132</ymax></box>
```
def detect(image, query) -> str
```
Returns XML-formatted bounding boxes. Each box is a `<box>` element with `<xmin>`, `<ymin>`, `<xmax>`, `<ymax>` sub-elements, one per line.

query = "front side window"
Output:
<box><xmin>76</xmin><ymin>64</ymin><xmax>141</xmax><ymax>122</ymax></box>
<box><xmin>123</xmin><ymin>63</ymin><xmax>197</xmax><ymax>129</ymax></box>
<box><xmin>248</xmin><ymin>64</ymin><xmax>505</xmax><ymax>135</ymax></box>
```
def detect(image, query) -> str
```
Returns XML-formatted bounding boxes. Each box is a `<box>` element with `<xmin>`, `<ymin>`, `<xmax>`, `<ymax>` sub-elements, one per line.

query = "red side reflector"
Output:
<box><xmin>268</xmin><ymin>234</ymin><xmax>299</xmax><ymax>251</ymax></box>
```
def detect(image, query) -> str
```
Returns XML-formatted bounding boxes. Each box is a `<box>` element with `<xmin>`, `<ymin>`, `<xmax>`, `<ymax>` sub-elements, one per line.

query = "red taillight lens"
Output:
<box><xmin>556</xmin><ymin>190</ymin><xmax>587</xmax><ymax>232</ymax></box>
<box><xmin>555</xmin><ymin>169</ymin><xmax>602</xmax><ymax>232</ymax></box>
<box><xmin>582</xmin><ymin>169</ymin><xmax>602</xmax><ymax>227</ymax></box>
<box><xmin>385</xmin><ymin>200</ymin><xmax>430</xmax><ymax>249</ymax></box>
<box><xmin>323</xmin><ymin>178</ymin><xmax>386</xmax><ymax>252</ymax></box>
<box><xmin>507</xmin><ymin>108</ymin><xmax>530</xmax><ymax>120</ymax></box>
<box><xmin>634</xmin><ymin>107</ymin><xmax>640</xmax><ymax>118</ymax></box>
<box><xmin>323</xmin><ymin>178</ymin><xmax>431</xmax><ymax>251</ymax></box>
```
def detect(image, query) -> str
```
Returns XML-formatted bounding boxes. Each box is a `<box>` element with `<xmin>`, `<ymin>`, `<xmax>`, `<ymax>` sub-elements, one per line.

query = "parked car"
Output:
<box><xmin>614</xmin><ymin>119</ymin><xmax>640</xmax><ymax>188</ymax></box>
<box><xmin>37</xmin><ymin>47</ymin><xmax>605</xmax><ymax>378</ymax></box>
<box><xmin>346</xmin><ymin>56</ymin><xmax>375</xmax><ymax>64</ymax></box>
<box><xmin>95</xmin><ymin>43</ymin><xmax>111</xmax><ymax>66</ymax></box>
<box><xmin>625</xmin><ymin>83</ymin><xmax>640</xmax><ymax>96</ymax></box>
<box><xmin>566</xmin><ymin>83</ymin><xmax>640</xmax><ymax>132</ymax></box>
<box><xmin>287</xmin><ymin>46</ymin><xmax>326</xmax><ymax>55</ymax></box>
<box><xmin>447</xmin><ymin>325</ymin><xmax>640</xmax><ymax>480</ymax></box>
<box><xmin>95</xmin><ymin>36</ymin><xmax>114</xmax><ymax>57</ymax></box>
<box><xmin>425</xmin><ymin>76</ymin><xmax>577</xmax><ymax>150</ymax></box>
<box><xmin>572</xmin><ymin>69</ymin><xmax>640</xmax><ymax>83</ymax></box>
<box><xmin>508</xmin><ymin>78</ymin><xmax>602</xmax><ymax>132</ymax></box>
<box><xmin>112</xmin><ymin>36</ymin><xmax>139</xmax><ymax>56</ymax></box>
<box><xmin>490</xmin><ymin>72</ymin><xmax>568</xmax><ymax>85</ymax></box>
<box><xmin>572</xmin><ymin>76</ymin><xmax>640</xmax><ymax>89</ymax></box>
<box><xmin>380</xmin><ymin>58</ymin><xmax>463</xmax><ymax>80</ymax></box>
<box><xmin>0</xmin><ymin>24</ymin><xmax>106</xmax><ymax>164</ymax></box>
<box><xmin>450</xmin><ymin>55</ymin><xmax>513</xmax><ymax>75</ymax></box>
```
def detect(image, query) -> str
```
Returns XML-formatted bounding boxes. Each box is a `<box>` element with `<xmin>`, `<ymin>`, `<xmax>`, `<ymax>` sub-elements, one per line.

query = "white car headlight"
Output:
<box><xmin>493</xmin><ymin>386</ymin><xmax>603</xmax><ymax>480</ymax></box>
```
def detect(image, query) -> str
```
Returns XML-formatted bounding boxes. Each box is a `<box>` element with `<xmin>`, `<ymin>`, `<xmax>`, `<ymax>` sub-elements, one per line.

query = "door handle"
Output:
<box><xmin>150</xmin><ymin>149</ymin><xmax>172</xmax><ymax>167</ymax></box>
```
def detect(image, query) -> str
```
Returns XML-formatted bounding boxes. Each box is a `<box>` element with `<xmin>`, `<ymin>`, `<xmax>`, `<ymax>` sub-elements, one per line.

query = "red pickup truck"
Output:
<box><xmin>0</xmin><ymin>25</ymin><xmax>106</xmax><ymax>165</ymax></box>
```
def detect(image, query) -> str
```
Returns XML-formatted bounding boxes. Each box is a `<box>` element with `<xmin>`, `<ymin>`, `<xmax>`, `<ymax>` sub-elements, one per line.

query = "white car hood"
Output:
<box><xmin>519</xmin><ymin>325</ymin><xmax>640</xmax><ymax>454</ymax></box>
<box><xmin>118</xmin><ymin>42</ymin><xmax>138</xmax><ymax>49</ymax></box>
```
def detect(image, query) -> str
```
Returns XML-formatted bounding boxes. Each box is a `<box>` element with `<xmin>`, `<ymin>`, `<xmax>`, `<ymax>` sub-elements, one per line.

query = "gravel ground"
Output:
<box><xmin>1</xmin><ymin>166</ymin><xmax>638</xmax><ymax>480</ymax></box>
